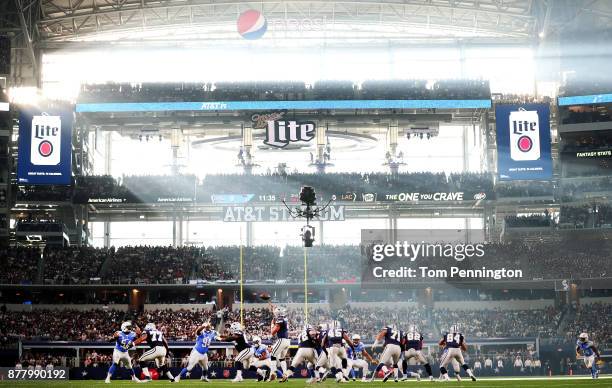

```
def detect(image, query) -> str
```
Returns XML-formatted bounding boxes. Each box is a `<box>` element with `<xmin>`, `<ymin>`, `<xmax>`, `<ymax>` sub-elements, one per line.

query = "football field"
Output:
<box><xmin>0</xmin><ymin>376</ymin><xmax>610</xmax><ymax>388</ymax></box>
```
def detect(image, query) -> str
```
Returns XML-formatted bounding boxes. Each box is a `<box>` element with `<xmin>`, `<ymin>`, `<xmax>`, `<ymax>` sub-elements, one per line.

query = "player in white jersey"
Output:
<box><xmin>220</xmin><ymin>322</ymin><xmax>254</xmax><ymax>383</ymax></box>
<box><xmin>438</xmin><ymin>325</ymin><xmax>476</xmax><ymax>382</ymax></box>
<box><xmin>134</xmin><ymin>322</ymin><xmax>174</xmax><ymax>382</ymax></box>
<box><xmin>321</xmin><ymin>320</ymin><xmax>354</xmax><ymax>383</ymax></box>
<box><xmin>281</xmin><ymin>324</ymin><xmax>319</xmax><ymax>382</ymax></box>
<box><xmin>314</xmin><ymin>323</ymin><xmax>332</xmax><ymax>382</ymax></box>
<box><xmin>269</xmin><ymin>305</ymin><xmax>291</xmax><ymax>380</ymax></box>
<box><xmin>370</xmin><ymin>325</ymin><xmax>403</xmax><ymax>382</ymax></box>
<box><xmin>401</xmin><ymin>325</ymin><xmax>434</xmax><ymax>381</ymax></box>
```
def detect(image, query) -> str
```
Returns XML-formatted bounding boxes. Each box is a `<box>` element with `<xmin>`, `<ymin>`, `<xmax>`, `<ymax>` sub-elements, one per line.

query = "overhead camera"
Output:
<box><xmin>282</xmin><ymin>186</ymin><xmax>331</xmax><ymax>248</ymax></box>
<box><xmin>299</xmin><ymin>186</ymin><xmax>317</xmax><ymax>206</ymax></box>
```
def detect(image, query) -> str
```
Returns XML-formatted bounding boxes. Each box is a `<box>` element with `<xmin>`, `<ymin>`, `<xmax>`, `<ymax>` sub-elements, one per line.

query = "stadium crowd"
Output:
<box><xmin>0</xmin><ymin>304</ymin><xmax>575</xmax><ymax>344</ymax></box>
<box><xmin>2</xmin><ymin>236</ymin><xmax>611</xmax><ymax>285</ymax></box>
<box><xmin>432</xmin><ymin>307</ymin><xmax>561</xmax><ymax>338</ymax></box>
<box><xmin>77</xmin><ymin>79</ymin><xmax>491</xmax><ymax>103</ymax></box>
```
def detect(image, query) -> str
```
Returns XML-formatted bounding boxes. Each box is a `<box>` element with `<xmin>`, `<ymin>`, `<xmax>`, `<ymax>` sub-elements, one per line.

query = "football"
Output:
<box><xmin>259</xmin><ymin>292</ymin><xmax>271</xmax><ymax>301</ymax></box>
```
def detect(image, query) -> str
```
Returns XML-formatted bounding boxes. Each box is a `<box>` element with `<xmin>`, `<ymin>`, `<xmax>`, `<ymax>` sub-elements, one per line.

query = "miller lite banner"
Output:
<box><xmin>495</xmin><ymin>104</ymin><xmax>552</xmax><ymax>181</ymax></box>
<box><xmin>17</xmin><ymin>108</ymin><xmax>73</xmax><ymax>185</ymax></box>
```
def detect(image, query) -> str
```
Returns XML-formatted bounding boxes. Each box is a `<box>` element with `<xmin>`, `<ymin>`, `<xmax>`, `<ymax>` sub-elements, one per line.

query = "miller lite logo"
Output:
<box><xmin>31</xmin><ymin>114</ymin><xmax>61</xmax><ymax>165</ymax></box>
<box><xmin>264</xmin><ymin>119</ymin><xmax>315</xmax><ymax>148</ymax></box>
<box><xmin>509</xmin><ymin>108</ymin><xmax>540</xmax><ymax>161</ymax></box>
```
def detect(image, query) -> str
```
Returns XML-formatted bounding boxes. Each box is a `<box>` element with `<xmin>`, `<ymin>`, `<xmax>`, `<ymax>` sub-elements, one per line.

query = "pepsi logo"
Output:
<box><xmin>38</xmin><ymin>140</ymin><xmax>53</xmax><ymax>157</ymax></box>
<box><xmin>517</xmin><ymin>136</ymin><xmax>532</xmax><ymax>152</ymax></box>
<box><xmin>237</xmin><ymin>10</ymin><xmax>267</xmax><ymax>40</ymax></box>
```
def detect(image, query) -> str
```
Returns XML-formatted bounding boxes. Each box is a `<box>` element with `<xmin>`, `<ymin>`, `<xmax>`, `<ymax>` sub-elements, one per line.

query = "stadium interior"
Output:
<box><xmin>0</xmin><ymin>0</ymin><xmax>611</xmax><ymax>385</ymax></box>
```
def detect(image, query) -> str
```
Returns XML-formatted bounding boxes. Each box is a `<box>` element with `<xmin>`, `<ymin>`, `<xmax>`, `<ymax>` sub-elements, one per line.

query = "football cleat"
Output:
<box><xmin>231</xmin><ymin>375</ymin><xmax>243</xmax><ymax>383</ymax></box>
<box><xmin>382</xmin><ymin>370</ymin><xmax>393</xmax><ymax>383</ymax></box>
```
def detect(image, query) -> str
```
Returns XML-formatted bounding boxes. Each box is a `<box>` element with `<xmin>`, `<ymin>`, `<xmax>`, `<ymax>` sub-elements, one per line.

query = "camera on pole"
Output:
<box><xmin>282</xmin><ymin>186</ymin><xmax>331</xmax><ymax>248</ymax></box>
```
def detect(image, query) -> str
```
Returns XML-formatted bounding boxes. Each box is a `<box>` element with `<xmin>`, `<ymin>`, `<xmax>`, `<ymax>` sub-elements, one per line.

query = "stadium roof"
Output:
<box><xmin>6</xmin><ymin>0</ymin><xmax>608</xmax><ymax>47</ymax></box>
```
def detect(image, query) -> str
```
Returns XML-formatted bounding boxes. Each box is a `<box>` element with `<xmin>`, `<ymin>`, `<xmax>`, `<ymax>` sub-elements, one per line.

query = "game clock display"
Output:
<box><xmin>0</xmin><ymin>368</ymin><xmax>69</xmax><ymax>380</ymax></box>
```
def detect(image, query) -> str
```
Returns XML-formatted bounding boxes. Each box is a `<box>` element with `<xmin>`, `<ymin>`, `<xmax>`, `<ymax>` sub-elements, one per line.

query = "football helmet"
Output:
<box><xmin>202</xmin><ymin>322</ymin><xmax>212</xmax><ymax>331</ymax></box>
<box><xmin>144</xmin><ymin>323</ymin><xmax>156</xmax><ymax>331</ymax></box>
<box><xmin>252</xmin><ymin>336</ymin><xmax>262</xmax><ymax>346</ymax></box>
<box><xmin>230</xmin><ymin>322</ymin><xmax>242</xmax><ymax>332</ymax></box>
<box><xmin>273</xmin><ymin>307</ymin><xmax>287</xmax><ymax>317</ymax></box>
<box><xmin>578</xmin><ymin>332</ymin><xmax>589</xmax><ymax>342</ymax></box>
<box><xmin>352</xmin><ymin>334</ymin><xmax>361</xmax><ymax>342</ymax></box>
<box><xmin>121</xmin><ymin>321</ymin><xmax>132</xmax><ymax>333</ymax></box>
<box><xmin>450</xmin><ymin>325</ymin><xmax>459</xmax><ymax>333</ymax></box>
<box><xmin>408</xmin><ymin>325</ymin><xmax>418</xmax><ymax>333</ymax></box>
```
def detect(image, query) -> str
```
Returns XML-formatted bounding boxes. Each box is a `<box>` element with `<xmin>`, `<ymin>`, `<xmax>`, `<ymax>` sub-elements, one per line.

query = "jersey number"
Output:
<box><xmin>446</xmin><ymin>333</ymin><xmax>460</xmax><ymax>344</ymax></box>
<box><xmin>406</xmin><ymin>332</ymin><xmax>420</xmax><ymax>341</ymax></box>
<box><xmin>150</xmin><ymin>330</ymin><xmax>163</xmax><ymax>342</ymax></box>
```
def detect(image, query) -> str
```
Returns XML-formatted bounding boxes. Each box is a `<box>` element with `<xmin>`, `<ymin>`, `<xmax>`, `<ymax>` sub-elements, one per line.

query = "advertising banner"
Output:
<box><xmin>496</xmin><ymin>104</ymin><xmax>552</xmax><ymax>180</ymax></box>
<box><xmin>17</xmin><ymin>108</ymin><xmax>73</xmax><ymax>185</ymax></box>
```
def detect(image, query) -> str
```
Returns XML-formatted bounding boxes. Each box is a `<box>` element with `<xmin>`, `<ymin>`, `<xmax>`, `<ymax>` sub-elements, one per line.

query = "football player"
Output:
<box><xmin>269</xmin><ymin>306</ymin><xmax>291</xmax><ymax>379</ymax></box>
<box><xmin>281</xmin><ymin>324</ymin><xmax>319</xmax><ymax>382</ymax></box>
<box><xmin>370</xmin><ymin>325</ymin><xmax>403</xmax><ymax>382</ymax></box>
<box><xmin>249</xmin><ymin>336</ymin><xmax>273</xmax><ymax>381</ymax></box>
<box><xmin>346</xmin><ymin>334</ymin><xmax>376</xmax><ymax>381</ymax></box>
<box><xmin>220</xmin><ymin>322</ymin><xmax>253</xmax><ymax>383</ymax></box>
<box><xmin>438</xmin><ymin>325</ymin><xmax>476</xmax><ymax>382</ymax></box>
<box><xmin>321</xmin><ymin>320</ymin><xmax>354</xmax><ymax>383</ymax></box>
<box><xmin>134</xmin><ymin>322</ymin><xmax>174</xmax><ymax>382</ymax></box>
<box><xmin>105</xmin><ymin>321</ymin><xmax>142</xmax><ymax>384</ymax></box>
<box><xmin>401</xmin><ymin>325</ymin><xmax>434</xmax><ymax>381</ymax></box>
<box><xmin>314</xmin><ymin>323</ymin><xmax>331</xmax><ymax>382</ymax></box>
<box><xmin>174</xmin><ymin>322</ymin><xmax>219</xmax><ymax>383</ymax></box>
<box><xmin>576</xmin><ymin>333</ymin><xmax>601</xmax><ymax>379</ymax></box>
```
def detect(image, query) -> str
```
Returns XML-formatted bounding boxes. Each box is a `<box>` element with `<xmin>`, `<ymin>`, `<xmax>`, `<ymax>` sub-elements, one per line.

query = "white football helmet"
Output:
<box><xmin>230</xmin><ymin>322</ymin><xmax>242</xmax><ymax>332</ymax></box>
<box><xmin>252</xmin><ymin>336</ymin><xmax>262</xmax><ymax>346</ymax></box>
<box><xmin>450</xmin><ymin>325</ymin><xmax>459</xmax><ymax>333</ymax></box>
<box><xmin>579</xmin><ymin>333</ymin><xmax>589</xmax><ymax>342</ymax></box>
<box><xmin>273</xmin><ymin>307</ymin><xmax>287</xmax><ymax>317</ymax></box>
<box><xmin>352</xmin><ymin>334</ymin><xmax>361</xmax><ymax>342</ymax></box>
<box><xmin>144</xmin><ymin>323</ymin><xmax>156</xmax><ymax>331</ymax></box>
<box><xmin>318</xmin><ymin>323</ymin><xmax>328</xmax><ymax>331</ymax></box>
<box><xmin>202</xmin><ymin>322</ymin><xmax>212</xmax><ymax>331</ymax></box>
<box><xmin>121</xmin><ymin>321</ymin><xmax>132</xmax><ymax>333</ymax></box>
<box><xmin>408</xmin><ymin>325</ymin><xmax>418</xmax><ymax>333</ymax></box>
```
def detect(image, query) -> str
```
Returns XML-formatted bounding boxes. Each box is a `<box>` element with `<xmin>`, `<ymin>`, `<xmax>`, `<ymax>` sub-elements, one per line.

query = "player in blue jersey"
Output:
<box><xmin>249</xmin><ymin>336</ymin><xmax>273</xmax><ymax>382</ymax></box>
<box><xmin>370</xmin><ymin>325</ymin><xmax>403</xmax><ymax>382</ymax></box>
<box><xmin>438</xmin><ymin>325</ymin><xmax>476</xmax><ymax>382</ymax></box>
<box><xmin>576</xmin><ymin>333</ymin><xmax>601</xmax><ymax>379</ymax></box>
<box><xmin>174</xmin><ymin>322</ymin><xmax>220</xmax><ymax>382</ymax></box>
<box><xmin>269</xmin><ymin>305</ymin><xmax>291</xmax><ymax>380</ymax></box>
<box><xmin>105</xmin><ymin>321</ymin><xmax>142</xmax><ymax>384</ymax></box>
<box><xmin>346</xmin><ymin>334</ymin><xmax>376</xmax><ymax>381</ymax></box>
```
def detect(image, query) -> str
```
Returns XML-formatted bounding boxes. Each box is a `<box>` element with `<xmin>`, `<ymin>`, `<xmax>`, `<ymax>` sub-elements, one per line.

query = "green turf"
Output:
<box><xmin>0</xmin><ymin>377</ymin><xmax>610</xmax><ymax>388</ymax></box>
